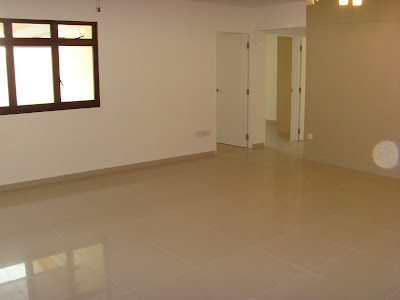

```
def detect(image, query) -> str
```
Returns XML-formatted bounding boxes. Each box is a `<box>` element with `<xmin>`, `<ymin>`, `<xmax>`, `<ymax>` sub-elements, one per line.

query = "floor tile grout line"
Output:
<box><xmin>196</xmin><ymin>244</ymin><xmax>264</xmax><ymax>270</ymax></box>
<box><xmin>161</xmin><ymin>207</ymin><xmax>216</xmax><ymax>231</ymax></box>
<box><xmin>300</xmin><ymin>219</ymin><xmax>389</xmax><ymax>250</ymax></box>
<box><xmin>261</xmin><ymin>250</ymin><xmax>310</xmax><ymax>273</ymax></box>
<box><xmin>384</xmin><ymin>286</ymin><xmax>400</xmax><ymax>300</ymax></box>
<box><xmin>308</xmin><ymin>248</ymin><xmax>355</xmax><ymax>272</ymax></box>
<box><xmin>354</xmin><ymin>231</ymin><xmax>391</xmax><ymax>250</ymax></box>
<box><xmin>260</xmin><ymin>235</ymin><xmax>356</xmax><ymax>273</ymax></box>
<box><xmin>250</xmin><ymin>272</ymin><xmax>312</xmax><ymax>299</ymax></box>
<box><xmin>352</xmin><ymin>248</ymin><xmax>400</xmax><ymax>267</ymax></box>
<box><xmin>386</xmin><ymin>228</ymin><xmax>400</xmax><ymax>236</ymax></box>
<box><xmin>153</xmin><ymin>244</ymin><xmax>201</xmax><ymax>270</ymax></box>
<box><xmin>296</xmin><ymin>228</ymin><xmax>353</xmax><ymax>249</ymax></box>
<box><xmin>256</xmin><ymin>228</ymin><xmax>300</xmax><ymax>249</ymax></box>
<box><xmin>250</xmin><ymin>270</ymin><xmax>348</xmax><ymax>300</ymax></box>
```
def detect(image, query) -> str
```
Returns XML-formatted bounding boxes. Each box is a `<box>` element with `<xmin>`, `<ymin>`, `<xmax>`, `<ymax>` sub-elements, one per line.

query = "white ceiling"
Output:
<box><xmin>188</xmin><ymin>0</ymin><xmax>303</xmax><ymax>8</ymax></box>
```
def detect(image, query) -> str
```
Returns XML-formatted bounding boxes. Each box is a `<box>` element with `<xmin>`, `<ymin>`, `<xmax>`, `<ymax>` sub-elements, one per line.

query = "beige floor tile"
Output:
<box><xmin>200</xmin><ymin>248</ymin><xmax>305</xmax><ymax>298</ymax></box>
<box><xmin>105</xmin><ymin>241</ymin><xmax>194</xmax><ymax>291</ymax></box>
<box><xmin>262</xmin><ymin>230</ymin><xmax>350</xmax><ymax>270</ymax></box>
<box><xmin>387</xmin><ymin>288</ymin><xmax>400</xmax><ymax>300</ymax></box>
<box><xmin>313</xmin><ymin>250</ymin><xmax>400</xmax><ymax>299</ymax></box>
<box><xmin>358</xmin><ymin>232</ymin><xmax>400</xmax><ymax>265</ymax></box>
<box><xmin>155</xmin><ymin>228</ymin><xmax>247</xmax><ymax>267</ymax></box>
<box><xmin>334</xmin><ymin>204</ymin><xmax>400</xmax><ymax>230</ymax></box>
<box><xmin>391</xmin><ymin>227</ymin><xmax>400</xmax><ymax>235</ymax></box>
<box><xmin>1</xmin><ymin>143</ymin><xmax>399</xmax><ymax>300</ymax></box>
<box><xmin>120</xmin><ymin>211</ymin><xmax>214</xmax><ymax>245</ymax></box>
<box><xmin>301</xmin><ymin>215</ymin><xmax>386</xmax><ymax>248</ymax></box>
<box><xmin>253</xmin><ymin>273</ymin><xmax>366</xmax><ymax>300</ymax></box>
<box><xmin>214</xmin><ymin>212</ymin><xmax>293</xmax><ymax>245</ymax></box>
<box><xmin>132</xmin><ymin>269</ymin><xmax>248</xmax><ymax>300</ymax></box>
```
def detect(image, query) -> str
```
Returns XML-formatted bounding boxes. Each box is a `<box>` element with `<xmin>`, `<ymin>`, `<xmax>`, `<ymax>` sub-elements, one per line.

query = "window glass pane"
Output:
<box><xmin>0</xmin><ymin>23</ymin><xmax>4</xmax><ymax>38</ymax></box>
<box><xmin>58</xmin><ymin>25</ymin><xmax>92</xmax><ymax>39</ymax></box>
<box><xmin>0</xmin><ymin>47</ymin><xmax>9</xmax><ymax>107</ymax></box>
<box><xmin>59</xmin><ymin>46</ymin><xmax>94</xmax><ymax>102</ymax></box>
<box><xmin>12</xmin><ymin>23</ymin><xmax>51</xmax><ymax>38</ymax></box>
<box><xmin>14</xmin><ymin>47</ymin><xmax>54</xmax><ymax>105</ymax></box>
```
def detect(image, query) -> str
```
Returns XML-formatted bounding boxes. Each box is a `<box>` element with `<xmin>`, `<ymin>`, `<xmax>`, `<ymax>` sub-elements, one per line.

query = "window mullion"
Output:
<box><xmin>51</xmin><ymin>22</ymin><xmax>61</xmax><ymax>105</ymax></box>
<box><xmin>4</xmin><ymin>21</ymin><xmax>17</xmax><ymax>110</ymax></box>
<box><xmin>92</xmin><ymin>24</ymin><xmax>100</xmax><ymax>106</ymax></box>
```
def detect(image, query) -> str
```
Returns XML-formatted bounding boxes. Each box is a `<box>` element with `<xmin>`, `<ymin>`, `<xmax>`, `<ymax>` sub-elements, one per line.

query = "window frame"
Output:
<box><xmin>0</xmin><ymin>18</ymin><xmax>100</xmax><ymax>115</ymax></box>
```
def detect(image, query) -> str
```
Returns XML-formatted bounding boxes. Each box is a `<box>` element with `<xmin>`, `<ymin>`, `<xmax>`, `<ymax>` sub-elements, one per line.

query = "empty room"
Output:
<box><xmin>0</xmin><ymin>0</ymin><xmax>399</xmax><ymax>299</ymax></box>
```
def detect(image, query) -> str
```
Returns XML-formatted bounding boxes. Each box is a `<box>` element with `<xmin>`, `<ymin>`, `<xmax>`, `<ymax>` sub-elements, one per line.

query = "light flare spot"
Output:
<box><xmin>373</xmin><ymin>141</ymin><xmax>399</xmax><ymax>169</ymax></box>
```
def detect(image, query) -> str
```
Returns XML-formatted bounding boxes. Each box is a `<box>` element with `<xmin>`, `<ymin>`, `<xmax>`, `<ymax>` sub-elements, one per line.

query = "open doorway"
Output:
<box><xmin>264</xmin><ymin>27</ymin><xmax>306</xmax><ymax>153</ymax></box>
<box><xmin>216</xmin><ymin>32</ymin><xmax>249</xmax><ymax>148</ymax></box>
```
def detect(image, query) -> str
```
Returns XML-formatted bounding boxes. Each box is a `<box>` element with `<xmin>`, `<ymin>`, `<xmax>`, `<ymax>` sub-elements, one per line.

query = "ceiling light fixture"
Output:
<box><xmin>307</xmin><ymin>0</ymin><xmax>362</xmax><ymax>6</ymax></box>
<box><xmin>306</xmin><ymin>0</ymin><xmax>319</xmax><ymax>5</ymax></box>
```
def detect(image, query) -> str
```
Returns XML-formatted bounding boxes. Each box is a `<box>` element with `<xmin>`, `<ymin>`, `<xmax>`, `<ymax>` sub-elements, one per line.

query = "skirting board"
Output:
<box><xmin>252</xmin><ymin>143</ymin><xmax>265</xmax><ymax>149</ymax></box>
<box><xmin>0</xmin><ymin>151</ymin><xmax>216</xmax><ymax>192</ymax></box>
<box><xmin>302</xmin><ymin>154</ymin><xmax>400</xmax><ymax>180</ymax></box>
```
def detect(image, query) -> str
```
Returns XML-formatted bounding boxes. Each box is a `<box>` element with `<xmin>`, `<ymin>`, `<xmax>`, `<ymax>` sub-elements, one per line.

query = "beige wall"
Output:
<box><xmin>304</xmin><ymin>0</ymin><xmax>400</xmax><ymax>178</ymax></box>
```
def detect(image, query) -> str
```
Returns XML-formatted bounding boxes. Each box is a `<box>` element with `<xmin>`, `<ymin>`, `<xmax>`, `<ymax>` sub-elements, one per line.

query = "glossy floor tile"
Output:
<box><xmin>0</xmin><ymin>143</ymin><xmax>399</xmax><ymax>299</ymax></box>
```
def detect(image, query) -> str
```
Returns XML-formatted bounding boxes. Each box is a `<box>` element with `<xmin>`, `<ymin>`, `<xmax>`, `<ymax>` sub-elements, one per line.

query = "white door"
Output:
<box><xmin>216</xmin><ymin>32</ymin><xmax>249</xmax><ymax>148</ymax></box>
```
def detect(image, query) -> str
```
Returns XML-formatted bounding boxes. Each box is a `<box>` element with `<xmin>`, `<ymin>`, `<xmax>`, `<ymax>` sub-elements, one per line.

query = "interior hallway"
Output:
<box><xmin>265</xmin><ymin>120</ymin><xmax>304</xmax><ymax>157</ymax></box>
<box><xmin>1</xmin><ymin>144</ymin><xmax>400</xmax><ymax>299</ymax></box>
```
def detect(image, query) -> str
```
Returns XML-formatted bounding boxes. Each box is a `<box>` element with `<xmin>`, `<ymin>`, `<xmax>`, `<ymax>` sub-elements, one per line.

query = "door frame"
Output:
<box><xmin>264</xmin><ymin>28</ymin><xmax>306</xmax><ymax>142</ymax></box>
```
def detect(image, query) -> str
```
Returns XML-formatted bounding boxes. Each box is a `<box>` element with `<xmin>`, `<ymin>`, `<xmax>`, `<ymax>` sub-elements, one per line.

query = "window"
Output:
<box><xmin>0</xmin><ymin>19</ymin><xmax>100</xmax><ymax>115</ymax></box>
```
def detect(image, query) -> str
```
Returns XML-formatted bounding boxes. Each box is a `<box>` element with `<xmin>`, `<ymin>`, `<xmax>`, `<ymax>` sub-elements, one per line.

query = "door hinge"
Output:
<box><xmin>298</xmin><ymin>129</ymin><xmax>301</xmax><ymax>135</ymax></box>
<box><xmin>299</xmin><ymin>87</ymin><xmax>302</xmax><ymax>93</ymax></box>
<box><xmin>300</xmin><ymin>45</ymin><xmax>303</xmax><ymax>52</ymax></box>
<box><xmin>246</xmin><ymin>134</ymin><xmax>249</xmax><ymax>141</ymax></box>
<box><xmin>247</xmin><ymin>42</ymin><xmax>250</xmax><ymax>49</ymax></box>
<box><xmin>246</xmin><ymin>89</ymin><xmax>250</xmax><ymax>96</ymax></box>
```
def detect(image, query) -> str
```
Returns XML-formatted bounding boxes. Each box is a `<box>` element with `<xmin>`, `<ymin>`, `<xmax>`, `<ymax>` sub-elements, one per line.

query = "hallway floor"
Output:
<box><xmin>1</xmin><ymin>145</ymin><xmax>400</xmax><ymax>299</ymax></box>
<box><xmin>264</xmin><ymin>120</ymin><xmax>304</xmax><ymax>157</ymax></box>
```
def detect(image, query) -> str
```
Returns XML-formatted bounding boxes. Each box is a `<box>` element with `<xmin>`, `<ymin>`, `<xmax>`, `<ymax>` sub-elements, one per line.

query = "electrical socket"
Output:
<box><xmin>196</xmin><ymin>130</ymin><xmax>212</xmax><ymax>138</ymax></box>
<box><xmin>308</xmin><ymin>133</ymin><xmax>314</xmax><ymax>140</ymax></box>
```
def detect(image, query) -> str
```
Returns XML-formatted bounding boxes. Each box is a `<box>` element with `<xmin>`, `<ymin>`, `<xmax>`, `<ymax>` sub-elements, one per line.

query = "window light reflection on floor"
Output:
<box><xmin>0</xmin><ymin>263</ymin><xmax>26</xmax><ymax>284</ymax></box>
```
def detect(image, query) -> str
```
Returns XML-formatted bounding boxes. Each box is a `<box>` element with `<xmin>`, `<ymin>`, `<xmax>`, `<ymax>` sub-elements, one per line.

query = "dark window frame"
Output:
<box><xmin>0</xmin><ymin>18</ymin><xmax>100</xmax><ymax>116</ymax></box>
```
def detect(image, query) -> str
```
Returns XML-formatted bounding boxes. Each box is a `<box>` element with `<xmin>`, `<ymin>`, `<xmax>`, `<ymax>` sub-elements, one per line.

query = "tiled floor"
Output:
<box><xmin>264</xmin><ymin>120</ymin><xmax>304</xmax><ymax>157</ymax></box>
<box><xmin>0</xmin><ymin>144</ymin><xmax>399</xmax><ymax>299</ymax></box>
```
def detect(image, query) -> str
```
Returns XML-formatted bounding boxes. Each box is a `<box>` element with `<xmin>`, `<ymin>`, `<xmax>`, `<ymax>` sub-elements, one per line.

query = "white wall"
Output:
<box><xmin>0</xmin><ymin>0</ymin><xmax>252</xmax><ymax>186</ymax></box>
<box><xmin>265</xmin><ymin>35</ymin><xmax>277</xmax><ymax>121</ymax></box>
<box><xmin>251</xmin><ymin>1</ymin><xmax>306</xmax><ymax>31</ymax></box>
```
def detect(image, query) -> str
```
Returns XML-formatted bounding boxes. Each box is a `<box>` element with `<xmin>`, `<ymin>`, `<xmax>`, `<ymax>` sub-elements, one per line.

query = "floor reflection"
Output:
<box><xmin>1</xmin><ymin>144</ymin><xmax>399</xmax><ymax>299</ymax></box>
<box><xmin>0</xmin><ymin>242</ymin><xmax>109</xmax><ymax>300</ymax></box>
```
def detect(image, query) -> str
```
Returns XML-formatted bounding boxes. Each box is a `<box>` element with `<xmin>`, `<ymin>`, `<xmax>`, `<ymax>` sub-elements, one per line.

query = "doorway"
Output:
<box><xmin>264</xmin><ymin>27</ymin><xmax>306</xmax><ymax>151</ymax></box>
<box><xmin>216</xmin><ymin>32</ymin><xmax>249</xmax><ymax>148</ymax></box>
